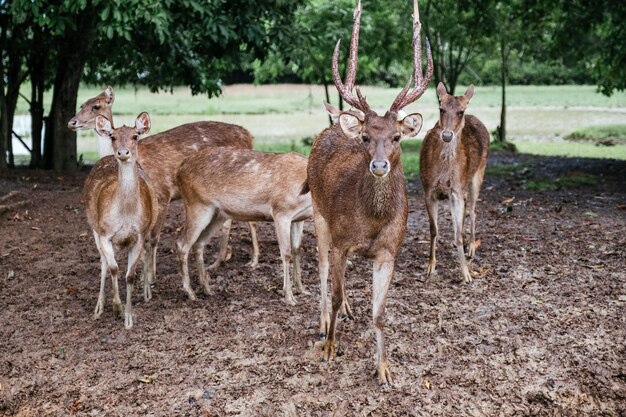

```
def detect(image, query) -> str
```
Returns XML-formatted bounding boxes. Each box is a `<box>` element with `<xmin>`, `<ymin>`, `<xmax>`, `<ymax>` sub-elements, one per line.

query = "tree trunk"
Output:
<box><xmin>29</xmin><ymin>29</ymin><xmax>46</xmax><ymax>168</ymax></box>
<box><xmin>0</xmin><ymin>19</ymin><xmax>7</xmax><ymax>170</ymax></box>
<box><xmin>43</xmin><ymin>8</ymin><xmax>97</xmax><ymax>171</ymax></box>
<box><xmin>5</xmin><ymin>25</ymin><xmax>27</xmax><ymax>168</ymax></box>
<box><xmin>498</xmin><ymin>37</ymin><xmax>508</xmax><ymax>142</ymax></box>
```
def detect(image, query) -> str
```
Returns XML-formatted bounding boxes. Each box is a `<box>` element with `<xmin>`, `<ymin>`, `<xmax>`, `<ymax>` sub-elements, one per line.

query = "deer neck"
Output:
<box><xmin>115</xmin><ymin>160</ymin><xmax>141</xmax><ymax>214</ymax></box>
<box><xmin>361</xmin><ymin>163</ymin><xmax>403</xmax><ymax>218</ymax></box>
<box><xmin>95</xmin><ymin>131</ymin><xmax>115</xmax><ymax>158</ymax></box>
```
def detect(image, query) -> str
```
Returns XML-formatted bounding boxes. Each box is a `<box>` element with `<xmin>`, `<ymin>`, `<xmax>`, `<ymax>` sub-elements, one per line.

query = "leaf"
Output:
<box><xmin>138</xmin><ymin>376</ymin><xmax>156</xmax><ymax>384</ymax></box>
<box><xmin>7</xmin><ymin>270</ymin><xmax>15</xmax><ymax>280</ymax></box>
<box><xmin>500</xmin><ymin>197</ymin><xmax>515</xmax><ymax>205</ymax></box>
<box><xmin>423</xmin><ymin>378</ymin><xmax>431</xmax><ymax>390</ymax></box>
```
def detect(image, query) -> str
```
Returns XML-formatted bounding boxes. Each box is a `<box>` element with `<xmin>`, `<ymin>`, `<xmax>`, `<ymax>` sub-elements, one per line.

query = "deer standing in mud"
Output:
<box><xmin>307</xmin><ymin>0</ymin><xmax>432</xmax><ymax>385</ymax></box>
<box><xmin>176</xmin><ymin>149</ymin><xmax>312</xmax><ymax>304</ymax></box>
<box><xmin>68</xmin><ymin>87</ymin><xmax>260</xmax><ymax>293</ymax></box>
<box><xmin>84</xmin><ymin>113</ymin><xmax>158</xmax><ymax>329</ymax></box>
<box><xmin>420</xmin><ymin>82</ymin><xmax>489</xmax><ymax>283</ymax></box>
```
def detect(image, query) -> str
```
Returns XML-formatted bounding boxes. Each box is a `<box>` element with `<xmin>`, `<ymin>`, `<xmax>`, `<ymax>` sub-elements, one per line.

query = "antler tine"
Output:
<box><xmin>390</xmin><ymin>0</ymin><xmax>434</xmax><ymax>112</ymax></box>
<box><xmin>331</xmin><ymin>0</ymin><xmax>369</xmax><ymax>112</ymax></box>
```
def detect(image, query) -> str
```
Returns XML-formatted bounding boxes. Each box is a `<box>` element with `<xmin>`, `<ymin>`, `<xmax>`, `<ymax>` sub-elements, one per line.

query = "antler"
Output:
<box><xmin>332</xmin><ymin>0</ymin><xmax>371</xmax><ymax>113</ymax></box>
<box><xmin>390</xmin><ymin>0</ymin><xmax>434</xmax><ymax>113</ymax></box>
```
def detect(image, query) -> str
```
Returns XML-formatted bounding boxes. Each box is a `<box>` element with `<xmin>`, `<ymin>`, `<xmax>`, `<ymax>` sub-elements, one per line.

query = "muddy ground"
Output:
<box><xmin>0</xmin><ymin>151</ymin><xmax>625</xmax><ymax>416</ymax></box>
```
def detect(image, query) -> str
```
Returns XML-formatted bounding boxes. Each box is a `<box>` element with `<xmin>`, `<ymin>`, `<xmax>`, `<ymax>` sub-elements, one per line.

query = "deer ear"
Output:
<box><xmin>339</xmin><ymin>113</ymin><xmax>363</xmax><ymax>139</ymax></box>
<box><xmin>436</xmin><ymin>82</ymin><xmax>448</xmax><ymax>100</ymax></box>
<box><xmin>400</xmin><ymin>113</ymin><xmax>423</xmax><ymax>137</ymax></box>
<box><xmin>464</xmin><ymin>84</ymin><xmax>475</xmax><ymax>102</ymax></box>
<box><xmin>324</xmin><ymin>102</ymin><xmax>341</xmax><ymax>124</ymax></box>
<box><xmin>104</xmin><ymin>86</ymin><xmax>114</xmax><ymax>105</ymax></box>
<box><xmin>135</xmin><ymin>112</ymin><xmax>151</xmax><ymax>135</ymax></box>
<box><xmin>95</xmin><ymin>115</ymin><xmax>113</xmax><ymax>137</ymax></box>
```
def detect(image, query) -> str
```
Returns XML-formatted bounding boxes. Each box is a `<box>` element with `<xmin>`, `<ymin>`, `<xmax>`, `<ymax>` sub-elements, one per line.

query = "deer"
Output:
<box><xmin>306</xmin><ymin>0</ymin><xmax>432</xmax><ymax>385</ymax></box>
<box><xmin>84</xmin><ymin>113</ymin><xmax>158</xmax><ymax>329</ymax></box>
<box><xmin>419</xmin><ymin>82</ymin><xmax>489</xmax><ymax>284</ymax></box>
<box><xmin>175</xmin><ymin>148</ymin><xmax>312</xmax><ymax>305</ymax></box>
<box><xmin>68</xmin><ymin>87</ymin><xmax>260</xmax><ymax>292</ymax></box>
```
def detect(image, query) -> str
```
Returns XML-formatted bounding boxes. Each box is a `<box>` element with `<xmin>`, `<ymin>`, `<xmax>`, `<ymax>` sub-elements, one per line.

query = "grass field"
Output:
<box><xmin>12</xmin><ymin>84</ymin><xmax>626</xmax><ymax>164</ymax></box>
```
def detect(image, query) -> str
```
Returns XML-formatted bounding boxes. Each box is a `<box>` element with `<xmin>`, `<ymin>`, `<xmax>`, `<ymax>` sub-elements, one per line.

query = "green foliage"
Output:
<box><xmin>523</xmin><ymin>173</ymin><xmax>596</xmax><ymax>191</ymax></box>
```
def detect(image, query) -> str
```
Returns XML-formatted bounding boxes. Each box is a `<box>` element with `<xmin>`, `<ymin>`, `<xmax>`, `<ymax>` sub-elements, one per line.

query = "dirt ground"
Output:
<box><xmin>0</xmin><ymin>151</ymin><xmax>625</xmax><ymax>416</ymax></box>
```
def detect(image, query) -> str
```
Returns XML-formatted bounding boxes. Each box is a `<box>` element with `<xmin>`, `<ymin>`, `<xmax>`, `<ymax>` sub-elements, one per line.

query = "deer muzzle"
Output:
<box><xmin>116</xmin><ymin>148</ymin><xmax>131</xmax><ymax>162</ymax></box>
<box><xmin>370</xmin><ymin>159</ymin><xmax>390</xmax><ymax>177</ymax></box>
<box><xmin>67</xmin><ymin>118</ymin><xmax>79</xmax><ymax>130</ymax></box>
<box><xmin>441</xmin><ymin>130</ymin><xmax>454</xmax><ymax>143</ymax></box>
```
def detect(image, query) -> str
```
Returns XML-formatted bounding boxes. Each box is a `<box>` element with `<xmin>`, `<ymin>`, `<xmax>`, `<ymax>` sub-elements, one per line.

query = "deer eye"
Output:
<box><xmin>110</xmin><ymin>135</ymin><xmax>116</xmax><ymax>141</ymax></box>
<box><xmin>92</xmin><ymin>105</ymin><xmax>101</xmax><ymax>111</ymax></box>
<box><xmin>457</xmin><ymin>111</ymin><xmax>464</xmax><ymax>117</ymax></box>
<box><xmin>361</xmin><ymin>135</ymin><xmax>370</xmax><ymax>143</ymax></box>
<box><xmin>393</xmin><ymin>135</ymin><xmax>401</xmax><ymax>142</ymax></box>
<box><xmin>439</xmin><ymin>109</ymin><xmax>445</xmax><ymax>115</ymax></box>
<box><xmin>132</xmin><ymin>135</ymin><xmax>138</xmax><ymax>141</ymax></box>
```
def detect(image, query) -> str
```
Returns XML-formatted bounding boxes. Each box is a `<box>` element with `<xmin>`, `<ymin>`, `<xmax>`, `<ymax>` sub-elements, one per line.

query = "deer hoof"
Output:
<box><xmin>322</xmin><ymin>340</ymin><xmax>335</xmax><ymax>362</ymax></box>
<box><xmin>283</xmin><ymin>294</ymin><xmax>297</xmax><ymax>306</ymax></box>
<box><xmin>378</xmin><ymin>361</ymin><xmax>393</xmax><ymax>386</ymax></box>
<box><xmin>112</xmin><ymin>302</ymin><xmax>123</xmax><ymax>318</ymax></box>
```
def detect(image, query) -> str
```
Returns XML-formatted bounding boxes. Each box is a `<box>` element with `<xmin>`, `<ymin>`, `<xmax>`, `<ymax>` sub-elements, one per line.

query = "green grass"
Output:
<box><xmin>565</xmin><ymin>124</ymin><xmax>626</xmax><ymax>144</ymax></box>
<box><xmin>485</xmin><ymin>163</ymin><xmax>530</xmax><ymax>177</ymax></box>
<box><xmin>514</xmin><ymin>141</ymin><xmax>626</xmax><ymax>159</ymax></box>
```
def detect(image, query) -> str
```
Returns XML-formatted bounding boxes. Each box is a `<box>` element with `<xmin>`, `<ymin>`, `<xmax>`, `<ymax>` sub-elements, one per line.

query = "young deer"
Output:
<box><xmin>68</xmin><ymin>88</ymin><xmax>260</xmax><ymax>285</ymax></box>
<box><xmin>420</xmin><ymin>82</ymin><xmax>489</xmax><ymax>283</ymax></box>
<box><xmin>84</xmin><ymin>113</ymin><xmax>158</xmax><ymax>329</ymax></box>
<box><xmin>307</xmin><ymin>0</ymin><xmax>432</xmax><ymax>385</ymax></box>
<box><xmin>176</xmin><ymin>148</ymin><xmax>312</xmax><ymax>305</ymax></box>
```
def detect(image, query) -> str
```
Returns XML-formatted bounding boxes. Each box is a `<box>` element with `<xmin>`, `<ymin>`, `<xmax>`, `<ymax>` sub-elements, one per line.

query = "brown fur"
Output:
<box><xmin>70</xmin><ymin>89</ymin><xmax>259</xmax><ymax>282</ymax></box>
<box><xmin>83</xmin><ymin>116</ymin><xmax>159</xmax><ymax>329</ymax></box>
<box><xmin>176</xmin><ymin>148</ymin><xmax>311</xmax><ymax>304</ymax></box>
<box><xmin>420</xmin><ymin>83</ymin><xmax>490</xmax><ymax>283</ymax></box>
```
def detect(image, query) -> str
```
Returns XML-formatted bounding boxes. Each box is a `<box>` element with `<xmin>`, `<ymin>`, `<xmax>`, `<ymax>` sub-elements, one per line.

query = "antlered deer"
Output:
<box><xmin>84</xmin><ymin>113</ymin><xmax>158</xmax><ymax>329</ymax></box>
<box><xmin>420</xmin><ymin>82</ymin><xmax>489</xmax><ymax>283</ymax></box>
<box><xmin>307</xmin><ymin>0</ymin><xmax>432</xmax><ymax>385</ymax></box>
<box><xmin>176</xmin><ymin>149</ymin><xmax>312</xmax><ymax>304</ymax></box>
<box><xmin>68</xmin><ymin>87</ymin><xmax>260</xmax><ymax>287</ymax></box>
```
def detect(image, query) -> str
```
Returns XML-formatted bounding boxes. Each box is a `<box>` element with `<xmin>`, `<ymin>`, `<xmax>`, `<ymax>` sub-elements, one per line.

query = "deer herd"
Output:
<box><xmin>69</xmin><ymin>0</ymin><xmax>489</xmax><ymax>386</ymax></box>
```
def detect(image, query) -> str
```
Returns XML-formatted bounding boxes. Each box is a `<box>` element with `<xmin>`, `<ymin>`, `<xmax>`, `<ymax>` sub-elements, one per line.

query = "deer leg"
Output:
<box><xmin>450</xmin><ymin>193</ymin><xmax>472</xmax><ymax>283</ymax></box>
<box><xmin>373</xmin><ymin>256</ymin><xmax>394</xmax><ymax>386</ymax></box>
<box><xmin>274</xmin><ymin>216</ymin><xmax>296</xmax><ymax>306</ymax></box>
<box><xmin>290</xmin><ymin>221</ymin><xmax>308</xmax><ymax>295</ymax></box>
<box><xmin>322</xmin><ymin>246</ymin><xmax>348</xmax><ymax>362</ymax></box>
<box><xmin>98</xmin><ymin>236</ymin><xmax>122</xmax><ymax>317</ymax></box>
<box><xmin>313</xmin><ymin>212</ymin><xmax>332</xmax><ymax>339</ymax></box>
<box><xmin>467</xmin><ymin>171</ymin><xmax>484</xmax><ymax>258</ymax></box>
<box><xmin>209</xmin><ymin>219</ymin><xmax>232</xmax><ymax>271</ymax></box>
<box><xmin>247</xmin><ymin>222</ymin><xmax>260</xmax><ymax>268</ymax></box>
<box><xmin>142</xmin><ymin>239</ymin><xmax>153</xmax><ymax>302</ymax></box>
<box><xmin>177</xmin><ymin>205</ymin><xmax>216</xmax><ymax>301</ymax></box>
<box><xmin>425</xmin><ymin>195</ymin><xmax>439</xmax><ymax>275</ymax></box>
<box><xmin>124</xmin><ymin>237</ymin><xmax>143</xmax><ymax>329</ymax></box>
<box><xmin>194</xmin><ymin>213</ymin><xmax>228</xmax><ymax>296</ymax></box>
<box><xmin>93</xmin><ymin>231</ymin><xmax>107</xmax><ymax>319</ymax></box>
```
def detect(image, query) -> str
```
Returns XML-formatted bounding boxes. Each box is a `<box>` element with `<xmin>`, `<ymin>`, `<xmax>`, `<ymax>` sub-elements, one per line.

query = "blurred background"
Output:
<box><xmin>1</xmin><ymin>0</ymin><xmax>624</xmax><ymax>172</ymax></box>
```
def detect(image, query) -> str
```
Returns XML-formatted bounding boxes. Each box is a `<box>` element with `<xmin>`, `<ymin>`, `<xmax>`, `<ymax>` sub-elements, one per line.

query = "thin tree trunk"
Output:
<box><xmin>29</xmin><ymin>29</ymin><xmax>45</xmax><ymax>168</ymax></box>
<box><xmin>498</xmin><ymin>37</ymin><xmax>507</xmax><ymax>142</ymax></box>
<box><xmin>0</xmin><ymin>19</ymin><xmax>7</xmax><ymax>170</ymax></box>
<box><xmin>44</xmin><ymin>8</ymin><xmax>97</xmax><ymax>171</ymax></box>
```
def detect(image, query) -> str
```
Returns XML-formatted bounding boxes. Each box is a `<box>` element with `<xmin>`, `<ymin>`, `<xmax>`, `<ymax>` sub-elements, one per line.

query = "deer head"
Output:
<box><xmin>95</xmin><ymin>113</ymin><xmax>151</xmax><ymax>163</ymax></box>
<box><xmin>436</xmin><ymin>82</ymin><xmax>474</xmax><ymax>143</ymax></box>
<box><xmin>325</xmin><ymin>0</ymin><xmax>432</xmax><ymax>178</ymax></box>
<box><xmin>68</xmin><ymin>86</ymin><xmax>115</xmax><ymax>131</ymax></box>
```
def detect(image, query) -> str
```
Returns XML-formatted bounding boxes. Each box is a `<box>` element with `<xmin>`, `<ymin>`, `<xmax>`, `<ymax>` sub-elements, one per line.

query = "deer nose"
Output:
<box><xmin>67</xmin><ymin>118</ymin><xmax>78</xmax><ymax>129</ymax></box>
<box><xmin>116</xmin><ymin>148</ymin><xmax>131</xmax><ymax>161</ymax></box>
<box><xmin>441</xmin><ymin>130</ymin><xmax>454</xmax><ymax>142</ymax></box>
<box><xmin>370</xmin><ymin>159</ymin><xmax>390</xmax><ymax>177</ymax></box>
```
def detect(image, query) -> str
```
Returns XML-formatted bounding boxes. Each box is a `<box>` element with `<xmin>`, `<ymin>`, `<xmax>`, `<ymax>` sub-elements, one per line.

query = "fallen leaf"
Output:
<box><xmin>31</xmin><ymin>226</ymin><xmax>41</xmax><ymax>231</ymax></box>
<box><xmin>79</xmin><ymin>232</ymin><xmax>88</xmax><ymax>238</ymax></box>
<box><xmin>138</xmin><ymin>376</ymin><xmax>156</xmax><ymax>384</ymax></box>
<box><xmin>7</xmin><ymin>270</ymin><xmax>15</xmax><ymax>280</ymax></box>
<box><xmin>500</xmin><ymin>197</ymin><xmax>515</xmax><ymax>205</ymax></box>
<box><xmin>423</xmin><ymin>378</ymin><xmax>431</xmax><ymax>390</ymax></box>
<box><xmin>66</xmin><ymin>287</ymin><xmax>79</xmax><ymax>294</ymax></box>
<box><xmin>266</xmin><ymin>285</ymin><xmax>278</xmax><ymax>292</ymax></box>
